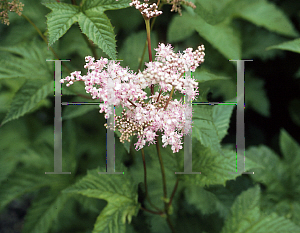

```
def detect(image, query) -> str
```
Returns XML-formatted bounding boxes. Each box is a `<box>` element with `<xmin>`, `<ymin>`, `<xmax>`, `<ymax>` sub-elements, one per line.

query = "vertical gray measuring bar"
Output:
<box><xmin>46</xmin><ymin>60</ymin><xmax>71</xmax><ymax>175</ymax></box>
<box><xmin>229</xmin><ymin>60</ymin><xmax>254</xmax><ymax>175</ymax></box>
<box><xmin>175</xmin><ymin>71</ymin><xmax>201</xmax><ymax>175</ymax></box>
<box><xmin>99</xmin><ymin>65</ymin><xmax>123</xmax><ymax>175</ymax></box>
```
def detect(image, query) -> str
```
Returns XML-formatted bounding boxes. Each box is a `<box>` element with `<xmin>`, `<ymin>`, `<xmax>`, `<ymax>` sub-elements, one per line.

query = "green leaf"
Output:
<box><xmin>44</xmin><ymin>0</ymin><xmax>131</xmax><ymax>60</ymax></box>
<box><xmin>246</xmin><ymin>145</ymin><xmax>280</xmax><ymax>185</ymax></box>
<box><xmin>221</xmin><ymin>185</ymin><xmax>300</xmax><ymax>233</ymax></box>
<box><xmin>118</xmin><ymin>31</ymin><xmax>158</xmax><ymax>72</ymax></box>
<box><xmin>266</xmin><ymin>38</ymin><xmax>300</xmax><ymax>54</ymax></box>
<box><xmin>1</xmin><ymin>80</ymin><xmax>53</xmax><ymax>126</ymax></box>
<box><xmin>82</xmin><ymin>0</ymin><xmax>131</xmax><ymax>12</ymax></box>
<box><xmin>212</xmin><ymin>104</ymin><xmax>235</xmax><ymax>141</ymax></box>
<box><xmin>245</xmin><ymin>76</ymin><xmax>270</xmax><ymax>117</ymax></box>
<box><xmin>288</xmin><ymin>99</ymin><xmax>300</xmax><ymax>127</ymax></box>
<box><xmin>42</xmin><ymin>2</ymin><xmax>80</xmax><ymax>47</ymax></box>
<box><xmin>0</xmin><ymin>40</ymin><xmax>53</xmax><ymax>80</ymax></box>
<box><xmin>77</xmin><ymin>11</ymin><xmax>117</xmax><ymax>59</ymax></box>
<box><xmin>179</xmin><ymin>141</ymin><xmax>260</xmax><ymax>187</ymax></box>
<box><xmin>167</xmin><ymin>14</ymin><xmax>195</xmax><ymax>42</ymax></box>
<box><xmin>0</xmin><ymin>168</ymin><xmax>54</xmax><ymax>211</ymax></box>
<box><xmin>247</xmin><ymin>140</ymin><xmax>300</xmax><ymax>209</ymax></box>
<box><xmin>62</xmin><ymin>166</ymin><xmax>140</xmax><ymax>233</ymax></box>
<box><xmin>192</xmin><ymin>105</ymin><xmax>222</xmax><ymax>154</ymax></box>
<box><xmin>177</xmin><ymin>13</ymin><xmax>241</xmax><ymax>60</ymax></box>
<box><xmin>63</xmin><ymin>103</ymin><xmax>100</xmax><ymax>120</ymax></box>
<box><xmin>194</xmin><ymin>0</ymin><xmax>236</xmax><ymax>25</ymax></box>
<box><xmin>233</xmin><ymin>0</ymin><xmax>299</xmax><ymax>38</ymax></box>
<box><xmin>22</xmin><ymin>190</ymin><xmax>71</xmax><ymax>233</ymax></box>
<box><xmin>240</xmin><ymin>21</ymin><xmax>287</xmax><ymax>61</ymax></box>
<box><xmin>0</xmin><ymin>153</ymin><xmax>18</xmax><ymax>185</ymax></box>
<box><xmin>184</xmin><ymin>185</ymin><xmax>221</xmax><ymax>215</ymax></box>
<box><xmin>295</xmin><ymin>68</ymin><xmax>300</xmax><ymax>79</ymax></box>
<box><xmin>279</xmin><ymin>129</ymin><xmax>300</xmax><ymax>162</ymax></box>
<box><xmin>193</xmin><ymin>69</ymin><xmax>230</xmax><ymax>83</ymax></box>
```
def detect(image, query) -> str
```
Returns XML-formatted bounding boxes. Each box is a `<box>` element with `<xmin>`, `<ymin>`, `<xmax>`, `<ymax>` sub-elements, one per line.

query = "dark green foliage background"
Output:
<box><xmin>0</xmin><ymin>0</ymin><xmax>300</xmax><ymax>232</ymax></box>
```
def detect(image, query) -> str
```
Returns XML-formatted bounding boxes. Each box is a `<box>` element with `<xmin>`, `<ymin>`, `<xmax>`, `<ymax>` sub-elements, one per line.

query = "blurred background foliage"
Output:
<box><xmin>0</xmin><ymin>0</ymin><xmax>300</xmax><ymax>232</ymax></box>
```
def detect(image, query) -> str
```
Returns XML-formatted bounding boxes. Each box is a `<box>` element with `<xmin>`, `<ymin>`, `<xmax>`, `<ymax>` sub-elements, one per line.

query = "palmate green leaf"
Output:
<box><xmin>62</xmin><ymin>166</ymin><xmax>140</xmax><ymax>233</ymax></box>
<box><xmin>1</xmin><ymin>79</ymin><xmax>53</xmax><ymax>126</ymax></box>
<box><xmin>266</xmin><ymin>38</ymin><xmax>300</xmax><ymax>54</ymax></box>
<box><xmin>77</xmin><ymin>10</ymin><xmax>117</xmax><ymax>60</ymax></box>
<box><xmin>42</xmin><ymin>2</ymin><xmax>80</xmax><ymax>47</ymax></box>
<box><xmin>43</xmin><ymin>0</ymin><xmax>130</xmax><ymax>60</ymax></box>
<box><xmin>221</xmin><ymin>185</ymin><xmax>300</xmax><ymax>233</ymax></box>
<box><xmin>0</xmin><ymin>40</ymin><xmax>53</xmax><ymax>80</ymax></box>
<box><xmin>232</xmin><ymin>0</ymin><xmax>299</xmax><ymax>38</ymax></box>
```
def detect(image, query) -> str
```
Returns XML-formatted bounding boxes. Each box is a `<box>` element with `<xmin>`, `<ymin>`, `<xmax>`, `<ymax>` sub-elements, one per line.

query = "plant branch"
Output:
<box><xmin>141</xmin><ymin>148</ymin><xmax>163</xmax><ymax>212</ymax></box>
<box><xmin>166</xmin><ymin>215</ymin><xmax>176</xmax><ymax>233</ymax></box>
<box><xmin>156</xmin><ymin>138</ymin><xmax>167</xmax><ymax>200</ymax></box>
<box><xmin>140</xmin><ymin>206</ymin><xmax>164</xmax><ymax>216</ymax></box>
<box><xmin>168</xmin><ymin>178</ymin><xmax>179</xmax><ymax>209</ymax></box>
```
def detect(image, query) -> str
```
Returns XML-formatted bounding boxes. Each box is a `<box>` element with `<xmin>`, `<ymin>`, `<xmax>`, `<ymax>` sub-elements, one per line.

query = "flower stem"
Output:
<box><xmin>156</xmin><ymin>88</ymin><xmax>163</xmax><ymax>103</ymax></box>
<box><xmin>141</xmin><ymin>148</ymin><xmax>164</xmax><ymax>212</ymax></box>
<box><xmin>156</xmin><ymin>137</ymin><xmax>177</xmax><ymax>233</ymax></box>
<box><xmin>138</xmin><ymin>4</ymin><xmax>163</xmax><ymax>72</ymax></box>
<box><xmin>156</xmin><ymin>140</ymin><xmax>167</xmax><ymax>200</ymax></box>
<box><xmin>164</xmin><ymin>86</ymin><xmax>175</xmax><ymax>110</ymax></box>
<box><xmin>144</xmin><ymin>19</ymin><xmax>154</xmax><ymax>96</ymax></box>
<box><xmin>145</xmin><ymin>19</ymin><xmax>152</xmax><ymax>62</ymax></box>
<box><xmin>127</xmin><ymin>99</ymin><xmax>137</xmax><ymax>108</ymax></box>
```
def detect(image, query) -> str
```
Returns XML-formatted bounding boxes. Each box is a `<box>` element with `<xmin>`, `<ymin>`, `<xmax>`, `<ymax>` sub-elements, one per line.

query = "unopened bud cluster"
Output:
<box><xmin>0</xmin><ymin>0</ymin><xmax>24</xmax><ymax>25</ymax></box>
<box><xmin>165</xmin><ymin>0</ymin><xmax>196</xmax><ymax>16</ymax></box>
<box><xmin>129</xmin><ymin>0</ymin><xmax>162</xmax><ymax>19</ymax></box>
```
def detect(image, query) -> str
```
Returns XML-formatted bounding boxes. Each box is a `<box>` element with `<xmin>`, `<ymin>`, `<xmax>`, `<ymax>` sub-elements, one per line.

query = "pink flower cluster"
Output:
<box><xmin>61</xmin><ymin>43</ymin><xmax>205</xmax><ymax>153</ymax></box>
<box><xmin>142</xmin><ymin>43</ymin><xmax>205</xmax><ymax>100</ymax></box>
